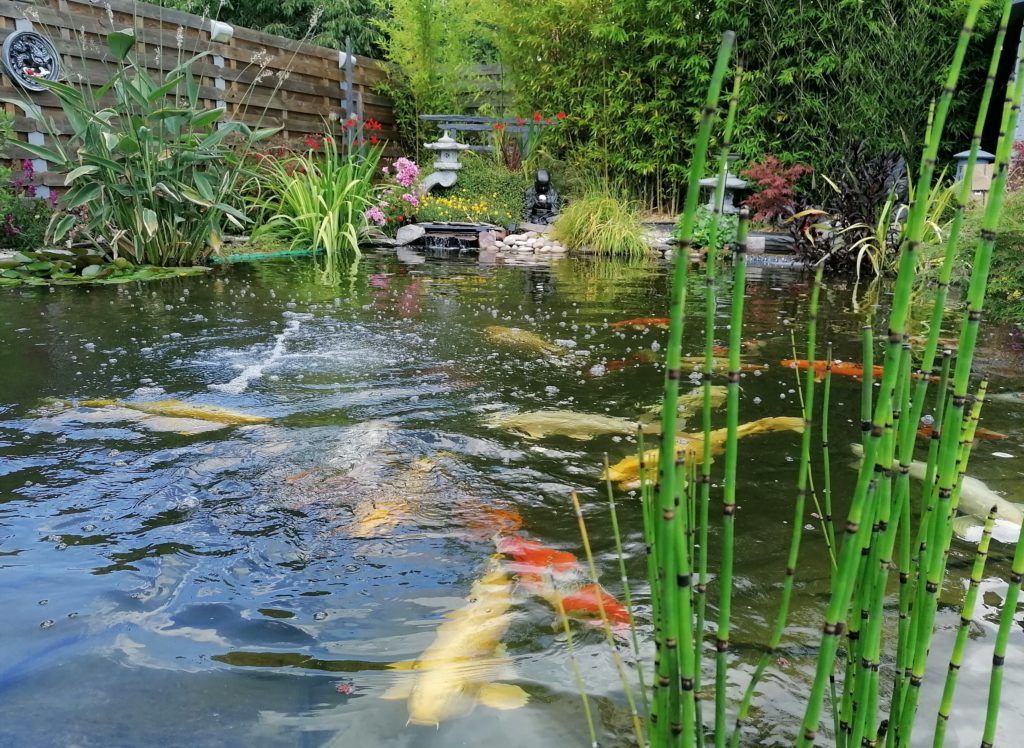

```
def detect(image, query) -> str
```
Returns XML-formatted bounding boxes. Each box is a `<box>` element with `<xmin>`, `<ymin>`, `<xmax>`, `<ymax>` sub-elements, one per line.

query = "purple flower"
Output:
<box><xmin>401</xmin><ymin>192</ymin><xmax>419</xmax><ymax>208</ymax></box>
<box><xmin>392</xmin><ymin>157</ymin><xmax>419</xmax><ymax>188</ymax></box>
<box><xmin>365</xmin><ymin>205</ymin><xmax>386</xmax><ymax>226</ymax></box>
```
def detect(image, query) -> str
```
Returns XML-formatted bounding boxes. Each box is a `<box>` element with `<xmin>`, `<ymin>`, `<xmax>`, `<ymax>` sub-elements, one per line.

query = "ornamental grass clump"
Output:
<box><xmin>4</xmin><ymin>28</ymin><xmax>281</xmax><ymax>267</ymax></box>
<box><xmin>569</xmin><ymin>3</ymin><xmax>1024</xmax><ymax>745</ymax></box>
<box><xmin>552</xmin><ymin>182</ymin><xmax>648</xmax><ymax>257</ymax></box>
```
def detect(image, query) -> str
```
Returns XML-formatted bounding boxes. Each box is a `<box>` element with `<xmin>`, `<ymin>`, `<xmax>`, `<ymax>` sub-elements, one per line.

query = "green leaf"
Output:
<box><xmin>193</xmin><ymin>171</ymin><xmax>216</xmax><ymax>202</ymax></box>
<box><xmin>142</xmin><ymin>208</ymin><xmax>159</xmax><ymax>238</ymax></box>
<box><xmin>17</xmin><ymin>142</ymin><xmax>68</xmax><ymax>165</ymax></box>
<box><xmin>145</xmin><ymin>75</ymin><xmax>186</xmax><ymax>105</ymax></box>
<box><xmin>64</xmin><ymin>183</ymin><xmax>103</xmax><ymax>209</ymax></box>
<box><xmin>251</xmin><ymin>126</ymin><xmax>284</xmax><ymax>142</ymax></box>
<box><xmin>50</xmin><ymin>213</ymin><xmax>78</xmax><ymax>242</ymax></box>
<box><xmin>108</xmin><ymin>29</ymin><xmax>136</xmax><ymax>61</ymax></box>
<box><xmin>65</xmin><ymin>165</ymin><xmax>100</xmax><ymax>185</ymax></box>
<box><xmin>81</xmin><ymin>264</ymin><xmax>105</xmax><ymax>278</ymax></box>
<box><xmin>0</xmin><ymin>97</ymin><xmax>42</xmax><ymax>120</ymax></box>
<box><xmin>191</xmin><ymin>107</ymin><xmax>225</xmax><ymax>129</ymax></box>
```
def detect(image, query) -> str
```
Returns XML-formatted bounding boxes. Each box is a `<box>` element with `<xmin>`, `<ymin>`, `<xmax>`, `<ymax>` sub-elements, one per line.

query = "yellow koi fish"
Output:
<box><xmin>484</xmin><ymin>326</ymin><xmax>564</xmax><ymax>355</ymax></box>
<box><xmin>603</xmin><ymin>416</ymin><xmax>805</xmax><ymax>488</ymax></box>
<box><xmin>79</xmin><ymin>399</ymin><xmax>270</xmax><ymax>425</ymax></box>
<box><xmin>383</xmin><ymin>560</ymin><xmax>528</xmax><ymax>726</ymax></box>
<box><xmin>486</xmin><ymin>409</ymin><xmax>640</xmax><ymax>440</ymax></box>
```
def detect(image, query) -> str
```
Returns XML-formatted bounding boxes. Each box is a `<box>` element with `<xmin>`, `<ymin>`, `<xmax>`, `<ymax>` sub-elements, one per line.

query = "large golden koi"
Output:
<box><xmin>78</xmin><ymin>398</ymin><xmax>270</xmax><ymax>425</ymax></box>
<box><xmin>486</xmin><ymin>409</ymin><xmax>640</xmax><ymax>440</ymax></box>
<box><xmin>484</xmin><ymin>325</ymin><xmax>564</xmax><ymax>355</ymax></box>
<box><xmin>603</xmin><ymin>416</ymin><xmax>805</xmax><ymax>488</ymax></box>
<box><xmin>383</xmin><ymin>560</ymin><xmax>528</xmax><ymax>726</ymax></box>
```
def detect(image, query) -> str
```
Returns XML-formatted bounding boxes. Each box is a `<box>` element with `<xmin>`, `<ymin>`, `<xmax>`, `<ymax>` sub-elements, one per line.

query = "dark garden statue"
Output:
<box><xmin>2</xmin><ymin>31</ymin><xmax>61</xmax><ymax>92</ymax></box>
<box><xmin>525</xmin><ymin>170</ymin><xmax>560</xmax><ymax>224</ymax></box>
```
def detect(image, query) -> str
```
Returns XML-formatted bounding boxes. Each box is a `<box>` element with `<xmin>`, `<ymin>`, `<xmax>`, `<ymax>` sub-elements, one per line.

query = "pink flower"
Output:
<box><xmin>401</xmin><ymin>192</ymin><xmax>419</xmax><ymax>208</ymax></box>
<box><xmin>393</xmin><ymin>157</ymin><xmax>419</xmax><ymax>188</ymax></box>
<box><xmin>365</xmin><ymin>205</ymin><xmax>386</xmax><ymax>226</ymax></box>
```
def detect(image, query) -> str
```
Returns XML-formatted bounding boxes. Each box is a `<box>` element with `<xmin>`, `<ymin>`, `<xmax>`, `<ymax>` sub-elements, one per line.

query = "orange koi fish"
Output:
<box><xmin>608</xmin><ymin>317</ymin><xmax>670</xmax><ymax>328</ymax></box>
<box><xmin>496</xmin><ymin>535</ymin><xmax>631</xmax><ymax>627</ymax></box>
<box><xmin>561</xmin><ymin>584</ymin><xmax>631</xmax><ymax>626</ymax></box>
<box><xmin>496</xmin><ymin>535</ymin><xmax>578</xmax><ymax>575</ymax></box>
<box><xmin>917</xmin><ymin>425</ymin><xmax>1007</xmax><ymax>441</ymax></box>
<box><xmin>781</xmin><ymin>359</ymin><xmax>939</xmax><ymax>382</ymax></box>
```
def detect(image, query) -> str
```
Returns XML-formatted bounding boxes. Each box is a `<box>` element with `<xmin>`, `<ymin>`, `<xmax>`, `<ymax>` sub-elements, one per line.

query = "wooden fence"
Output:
<box><xmin>0</xmin><ymin>0</ymin><xmax>398</xmax><ymax>191</ymax></box>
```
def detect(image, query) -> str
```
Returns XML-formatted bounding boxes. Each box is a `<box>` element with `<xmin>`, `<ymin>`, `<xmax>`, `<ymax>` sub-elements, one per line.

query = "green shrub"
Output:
<box><xmin>680</xmin><ymin>206</ymin><xmax>738</xmax><ymax>250</ymax></box>
<box><xmin>552</xmin><ymin>184</ymin><xmax>648</xmax><ymax>256</ymax></box>
<box><xmin>0</xmin><ymin>192</ymin><xmax>52</xmax><ymax>251</ymax></box>
<box><xmin>6</xmin><ymin>28</ymin><xmax>280</xmax><ymax>267</ymax></box>
<box><xmin>960</xmin><ymin>190</ymin><xmax>1024</xmax><ymax>323</ymax></box>
<box><xmin>417</xmin><ymin>153</ymin><xmax>530</xmax><ymax>225</ymax></box>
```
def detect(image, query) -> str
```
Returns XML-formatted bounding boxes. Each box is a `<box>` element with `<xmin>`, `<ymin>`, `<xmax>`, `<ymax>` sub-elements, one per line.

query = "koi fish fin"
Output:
<box><xmin>381</xmin><ymin>680</ymin><xmax>413</xmax><ymax>700</ymax></box>
<box><xmin>478</xmin><ymin>682</ymin><xmax>529</xmax><ymax>710</ymax></box>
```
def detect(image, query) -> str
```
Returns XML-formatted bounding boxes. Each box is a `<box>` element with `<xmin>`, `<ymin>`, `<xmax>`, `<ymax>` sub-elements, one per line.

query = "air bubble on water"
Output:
<box><xmin>788</xmin><ymin>388</ymin><xmax>795</xmax><ymax>394</ymax></box>
<box><xmin>313</xmin><ymin>611</ymin><xmax>328</xmax><ymax>621</ymax></box>
<box><xmin>83</xmin><ymin>342</ymin><xmax>96</xmax><ymax>351</ymax></box>
<box><xmin>651</xmin><ymin>341</ymin><xmax>661</xmax><ymax>352</ymax></box>
<box><xmin>544</xmin><ymin>386</ymin><xmax>560</xmax><ymax>395</ymax></box>
<box><xmin>921</xmin><ymin>414</ymin><xmax>934</xmax><ymax>426</ymax></box>
<box><xmin>82</xmin><ymin>524</ymin><xmax>96</xmax><ymax>532</ymax></box>
<box><xmin>40</xmin><ymin>620</ymin><xmax>55</xmax><ymax>629</ymax></box>
<box><xmin>589</xmin><ymin>364</ymin><xmax>606</xmax><ymax>377</ymax></box>
<box><xmin>753</xmin><ymin>397</ymin><xmax>762</xmax><ymax>405</ymax></box>
<box><xmin>753</xmin><ymin>369</ymin><xmax>762</xmax><ymax>376</ymax></box>
<box><xmin>780</xmin><ymin>393</ymin><xmax>786</xmax><ymax>399</ymax></box>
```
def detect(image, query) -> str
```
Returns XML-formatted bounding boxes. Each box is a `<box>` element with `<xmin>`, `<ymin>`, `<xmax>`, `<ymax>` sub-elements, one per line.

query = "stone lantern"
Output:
<box><xmin>420</xmin><ymin>131</ymin><xmax>470</xmax><ymax>193</ymax></box>
<box><xmin>699</xmin><ymin>154</ymin><xmax>748</xmax><ymax>214</ymax></box>
<box><xmin>953</xmin><ymin>149</ymin><xmax>996</xmax><ymax>201</ymax></box>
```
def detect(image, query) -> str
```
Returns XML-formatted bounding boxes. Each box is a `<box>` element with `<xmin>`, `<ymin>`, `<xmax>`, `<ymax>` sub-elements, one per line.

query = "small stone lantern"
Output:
<box><xmin>420</xmin><ymin>131</ymin><xmax>470</xmax><ymax>193</ymax></box>
<box><xmin>699</xmin><ymin>154</ymin><xmax>748</xmax><ymax>214</ymax></box>
<box><xmin>954</xmin><ymin>149</ymin><xmax>996</xmax><ymax>201</ymax></box>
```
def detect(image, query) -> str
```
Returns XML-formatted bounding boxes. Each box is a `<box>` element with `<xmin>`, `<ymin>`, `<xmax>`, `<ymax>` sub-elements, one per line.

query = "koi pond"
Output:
<box><xmin>2</xmin><ymin>254</ymin><xmax>1024</xmax><ymax>746</ymax></box>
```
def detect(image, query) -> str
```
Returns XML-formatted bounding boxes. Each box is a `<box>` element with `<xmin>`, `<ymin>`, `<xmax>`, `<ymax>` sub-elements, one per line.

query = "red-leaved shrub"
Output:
<box><xmin>740</xmin><ymin>155</ymin><xmax>814</xmax><ymax>222</ymax></box>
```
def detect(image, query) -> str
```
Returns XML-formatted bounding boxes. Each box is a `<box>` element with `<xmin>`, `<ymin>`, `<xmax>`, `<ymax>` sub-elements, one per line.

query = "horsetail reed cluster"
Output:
<box><xmin>569</xmin><ymin>2</ymin><xmax>1024</xmax><ymax>745</ymax></box>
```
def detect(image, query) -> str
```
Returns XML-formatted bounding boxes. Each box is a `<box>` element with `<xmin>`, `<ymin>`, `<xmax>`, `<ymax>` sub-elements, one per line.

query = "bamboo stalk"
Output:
<box><xmin>550</xmin><ymin>576</ymin><xmax>600</xmax><ymax>748</ymax></box>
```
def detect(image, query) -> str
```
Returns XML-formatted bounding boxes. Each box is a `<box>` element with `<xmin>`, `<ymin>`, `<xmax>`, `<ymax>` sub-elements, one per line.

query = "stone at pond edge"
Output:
<box><xmin>479</xmin><ymin>230</ymin><xmax>498</xmax><ymax>249</ymax></box>
<box><xmin>394</xmin><ymin>224</ymin><xmax>426</xmax><ymax>246</ymax></box>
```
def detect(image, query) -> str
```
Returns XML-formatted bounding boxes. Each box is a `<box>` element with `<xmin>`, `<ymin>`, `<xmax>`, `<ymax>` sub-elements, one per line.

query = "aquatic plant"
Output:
<box><xmin>4</xmin><ymin>28</ymin><xmax>284</xmax><ymax>267</ymax></box>
<box><xmin>573</xmin><ymin>3</ymin><xmax>1024</xmax><ymax>745</ymax></box>
<box><xmin>552</xmin><ymin>181</ymin><xmax>648</xmax><ymax>257</ymax></box>
<box><xmin>252</xmin><ymin>134</ymin><xmax>382</xmax><ymax>262</ymax></box>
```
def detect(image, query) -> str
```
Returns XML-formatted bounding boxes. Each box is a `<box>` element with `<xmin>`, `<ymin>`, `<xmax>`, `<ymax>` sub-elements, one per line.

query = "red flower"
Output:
<box><xmin>494</xmin><ymin>123</ymin><xmax>505</xmax><ymax>131</ymax></box>
<box><xmin>516</xmin><ymin>117</ymin><xmax>525</xmax><ymax>125</ymax></box>
<box><xmin>545</xmin><ymin>118</ymin><xmax>552</xmax><ymax>124</ymax></box>
<box><xmin>397</xmin><ymin>216</ymin><xmax>404</xmax><ymax>222</ymax></box>
<box><xmin>533</xmin><ymin>112</ymin><xmax>541</xmax><ymax>123</ymax></box>
<box><xmin>556</xmin><ymin>111</ymin><xmax>566</xmax><ymax>120</ymax></box>
<box><xmin>345</xmin><ymin>119</ymin><xmax>355</xmax><ymax>128</ymax></box>
<box><xmin>305</xmin><ymin>136</ymin><xmax>320</xmax><ymax>149</ymax></box>
<box><xmin>369</xmin><ymin>135</ymin><xmax>379</xmax><ymax>145</ymax></box>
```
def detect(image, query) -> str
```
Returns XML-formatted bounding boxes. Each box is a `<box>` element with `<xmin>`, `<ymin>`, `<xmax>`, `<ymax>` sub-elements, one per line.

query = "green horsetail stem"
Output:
<box><xmin>896</xmin><ymin>38</ymin><xmax>1024</xmax><ymax>747</ymax></box>
<box><xmin>730</xmin><ymin>261</ymin><xmax>823</xmax><ymax>748</ymax></box>
<box><xmin>654</xmin><ymin>31</ymin><xmax>734</xmax><ymax>747</ymax></box>
<box><xmin>850</xmin><ymin>345</ymin><xmax>915</xmax><ymax>748</ymax></box>
<box><xmin>697</xmin><ymin>72</ymin><xmax>743</xmax><ymax>732</ymax></box>
<box><xmin>713</xmin><ymin>209</ymin><xmax>749</xmax><ymax>748</ymax></box>
<box><xmin>550</xmin><ymin>574</ymin><xmax>600</xmax><ymax>748</ymax></box>
<box><xmin>887</xmin><ymin>7</ymin><xmax>1011</xmax><ymax>727</ymax></box>
<box><xmin>797</xmin><ymin>3</ymin><xmax>985</xmax><ymax>742</ymax></box>
<box><xmin>981</xmin><ymin>509</ymin><xmax>1024</xmax><ymax>746</ymax></box>
<box><xmin>861</xmin><ymin>325</ymin><xmax>874</xmax><ymax>448</ymax></box>
<box><xmin>603</xmin><ymin>455</ymin><xmax>650</xmax><ymax>721</ymax></box>
<box><xmin>934</xmin><ymin>391</ymin><xmax>993</xmax><ymax>748</ymax></box>
<box><xmin>821</xmin><ymin>342</ymin><xmax>837</xmax><ymax>561</ymax></box>
<box><xmin>570</xmin><ymin>492</ymin><xmax>647</xmax><ymax>747</ymax></box>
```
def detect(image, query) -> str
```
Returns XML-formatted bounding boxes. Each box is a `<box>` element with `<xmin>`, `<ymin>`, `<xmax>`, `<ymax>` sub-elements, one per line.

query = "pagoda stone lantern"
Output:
<box><xmin>420</xmin><ymin>131</ymin><xmax>470</xmax><ymax>193</ymax></box>
<box><xmin>953</xmin><ymin>148</ymin><xmax>996</xmax><ymax>202</ymax></box>
<box><xmin>699</xmin><ymin>154</ymin><xmax>748</xmax><ymax>214</ymax></box>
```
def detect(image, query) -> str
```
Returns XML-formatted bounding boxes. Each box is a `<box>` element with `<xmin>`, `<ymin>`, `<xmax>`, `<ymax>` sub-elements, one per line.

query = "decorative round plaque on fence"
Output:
<box><xmin>2</xmin><ymin>31</ymin><xmax>61</xmax><ymax>92</ymax></box>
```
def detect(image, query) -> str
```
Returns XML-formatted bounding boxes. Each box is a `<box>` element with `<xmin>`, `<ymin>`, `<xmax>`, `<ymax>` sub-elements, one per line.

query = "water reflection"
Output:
<box><xmin>0</xmin><ymin>253</ymin><xmax>1023</xmax><ymax>746</ymax></box>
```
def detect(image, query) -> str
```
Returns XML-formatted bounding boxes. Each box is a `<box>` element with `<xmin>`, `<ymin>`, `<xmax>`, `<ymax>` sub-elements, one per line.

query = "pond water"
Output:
<box><xmin>2</xmin><ymin>253</ymin><xmax>1024</xmax><ymax>747</ymax></box>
